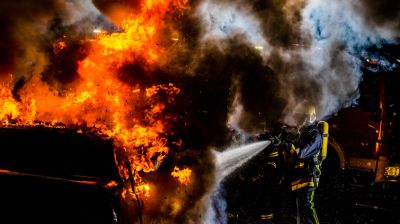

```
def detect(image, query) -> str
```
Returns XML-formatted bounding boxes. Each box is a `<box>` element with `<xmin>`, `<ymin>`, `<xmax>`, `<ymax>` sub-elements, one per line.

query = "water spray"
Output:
<box><xmin>214</xmin><ymin>140</ymin><xmax>271</xmax><ymax>181</ymax></box>
<box><xmin>205</xmin><ymin>140</ymin><xmax>271</xmax><ymax>224</ymax></box>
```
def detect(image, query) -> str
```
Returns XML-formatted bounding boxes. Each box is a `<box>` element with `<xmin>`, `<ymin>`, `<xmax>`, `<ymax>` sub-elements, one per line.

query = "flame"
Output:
<box><xmin>121</xmin><ymin>183</ymin><xmax>150</xmax><ymax>199</ymax></box>
<box><xmin>53</xmin><ymin>40</ymin><xmax>67</xmax><ymax>54</ymax></box>
<box><xmin>171</xmin><ymin>166</ymin><xmax>192</xmax><ymax>185</ymax></box>
<box><xmin>0</xmin><ymin>0</ymin><xmax>190</xmax><ymax>196</ymax></box>
<box><xmin>136</xmin><ymin>183</ymin><xmax>151</xmax><ymax>197</ymax></box>
<box><xmin>375</xmin><ymin>78</ymin><xmax>384</xmax><ymax>154</ymax></box>
<box><xmin>0</xmin><ymin>79</ymin><xmax>19</xmax><ymax>122</ymax></box>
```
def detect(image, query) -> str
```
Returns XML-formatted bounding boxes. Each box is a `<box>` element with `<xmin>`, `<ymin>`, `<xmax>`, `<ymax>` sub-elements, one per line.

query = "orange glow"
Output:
<box><xmin>0</xmin><ymin>0</ymin><xmax>190</xmax><ymax>196</ymax></box>
<box><xmin>171</xmin><ymin>166</ymin><xmax>192</xmax><ymax>185</ymax></box>
<box><xmin>375</xmin><ymin>98</ymin><xmax>383</xmax><ymax>154</ymax></box>
<box><xmin>146</xmin><ymin>83</ymin><xmax>180</xmax><ymax>97</ymax></box>
<box><xmin>53</xmin><ymin>40</ymin><xmax>67</xmax><ymax>54</ymax></box>
<box><xmin>375</xmin><ymin>78</ymin><xmax>384</xmax><ymax>154</ymax></box>
<box><xmin>1</xmin><ymin>77</ymin><xmax>20</xmax><ymax>122</ymax></box>
<box><xmin>122</xmin><ymin>182</ymin><xmax>151</xmax><ymax>198</ymax></box>
<box><xmin>136</xmin><ymin>183</ymin><xmax>151</xmax><ymax>197</ymax></box>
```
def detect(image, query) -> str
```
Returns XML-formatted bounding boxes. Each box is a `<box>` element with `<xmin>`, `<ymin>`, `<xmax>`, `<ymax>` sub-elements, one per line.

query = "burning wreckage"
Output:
<box><xmin>0</xmin><ymin>1</ymin><xmax>194</xmax><ymax>223</ymax></box>
<box><xmin>1</xmin><ymin>0</ymin><xmax>400</xmax><ymax>223</ymax></box>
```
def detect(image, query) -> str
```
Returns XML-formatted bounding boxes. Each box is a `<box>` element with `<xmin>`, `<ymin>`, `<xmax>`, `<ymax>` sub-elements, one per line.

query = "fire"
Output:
<box><xmin>171</xmin><ymin>166</ymin><xmax>192</xmax><ymax>185</ymax></box>
<box><xmin>0</xmin><ymin>0</ymin><xmax>190</xmax><ymax>196</ymax></box>
<box><xmin>136</xmin><ymin>183</ymin><xmax>151</xmax><ymax>197</ymax></box>
<box><xmin>0</xmin><ymin>80</ymin><xmax>19</xmax><ymax>121</ymax></box>
<box><xmin>146</xmin><ymin>84</ymin><xmax>180</xmax><ymax>97</ymax></box>
<box><xmin>53</xmin><ymin>40</ymin><xmax>67</xmax><ymax>54</ymax></box>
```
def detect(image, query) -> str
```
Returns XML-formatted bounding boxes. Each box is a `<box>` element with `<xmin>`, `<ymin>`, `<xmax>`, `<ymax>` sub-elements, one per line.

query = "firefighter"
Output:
<box><xmin>259</xmin><ymin>102</ymin><xmax>328</xmax><ymax>224</ymax></box>
<box><xmin>287</xmin><ymin>103</ymin><xmax>324</xmax><ymax>224</ymax></box>
<box><xmin>259</xmin><ymin>123</ymin><xmax>297</xmax><ymax>223</ymax></box>
<box><xmin>259</xmin><ymin>126</ymin><xmax>286</xmax><ymax>223</ymax></box>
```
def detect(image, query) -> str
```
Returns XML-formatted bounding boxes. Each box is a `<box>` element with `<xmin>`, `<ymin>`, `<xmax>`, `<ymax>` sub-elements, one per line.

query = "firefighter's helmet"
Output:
<box><xmin>293</xmin><ymin>100</ymin><xmax>317</xmax><ymax>127</ymax></box>
<box><xmin>305</xmin><ymin>103</ymin><xmax>316</xmax><ymax>125</ymax></box>
<box><xmin>294</xmin><ymin>101</ymin><xmax>317</xmax><ymax>126</ymax></box>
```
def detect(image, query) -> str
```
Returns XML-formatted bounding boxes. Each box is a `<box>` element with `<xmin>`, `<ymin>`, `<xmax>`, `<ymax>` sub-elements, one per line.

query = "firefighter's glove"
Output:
<box><xmin>268</xmin><ymin>136</ymin><xmax>281</xmax><ymax>147</ymax></box>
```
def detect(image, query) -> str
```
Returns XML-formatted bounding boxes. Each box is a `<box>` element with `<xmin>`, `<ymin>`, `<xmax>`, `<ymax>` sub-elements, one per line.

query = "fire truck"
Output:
<box><xmin>319</xmin><ymin>47</ymin><xmax>400</xmax><ymax>221</ymax></box>
<box><xmin>327</xmin><ymin>48</ymin><xmax>400</xmax><ymax>184</ymax></box>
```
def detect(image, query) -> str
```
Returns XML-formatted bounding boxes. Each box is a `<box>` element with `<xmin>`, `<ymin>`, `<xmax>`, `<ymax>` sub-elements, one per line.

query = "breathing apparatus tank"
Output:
<box><xmin>318</xmin><ymin>121</ymin><xmax>329</xmax><ymax>161</ymax></box>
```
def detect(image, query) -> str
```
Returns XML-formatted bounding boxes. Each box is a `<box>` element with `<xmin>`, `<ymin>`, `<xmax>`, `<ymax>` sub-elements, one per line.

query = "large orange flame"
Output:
<box><xmin>0</xmin><ymin>0</ymin><xmax>190</xmax><ymax>196</ymax></box>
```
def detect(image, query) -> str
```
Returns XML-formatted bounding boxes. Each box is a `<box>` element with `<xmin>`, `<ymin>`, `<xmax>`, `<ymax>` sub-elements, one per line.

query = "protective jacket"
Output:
<box><xmin>263</xmin><ymin>122</ymin><xmax>324</xmax><ymax>224</ymax></box>
<box><xmin>290</xmin><ymin>122</ymin><xmax>323</xmax><ymax>191</ymax></box>
<box><xmin>287</xmin><ymin>122</ymin><xmax>323</xmax><ymax>224</ymax></box>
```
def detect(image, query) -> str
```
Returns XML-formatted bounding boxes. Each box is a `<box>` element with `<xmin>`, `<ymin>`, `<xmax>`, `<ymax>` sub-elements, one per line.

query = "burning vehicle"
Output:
<box><xmin>0</xmin><ymin>1</ymin><xmax>197</xmax><ymax>223</ymax></box>
<box><xmin>0</xmin><ymin>127</ymin><xmax>123</xmax><ymax>224</ymax></box>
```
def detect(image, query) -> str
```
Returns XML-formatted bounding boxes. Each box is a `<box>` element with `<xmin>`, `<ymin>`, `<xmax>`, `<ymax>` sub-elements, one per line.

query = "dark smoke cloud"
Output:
<box><xmin>0</xmin><ymin>18</ymin><xmax>18</xmax><ymax>76</ymax></box>
<box><xmin>0</xmin><ymin>0</ymin><xmax>113</xmax><ymax>87</ymax></box>
<box><xmin>251</xmin><ymin>0</ymin><xmax>308</xmax><ymax>48</ymax></box>
<box><xmin>188</xmin><ymin>38</ymin><xmax>286</xmax><ymax>132</ymax></box>
<box><xmin>191</xmin><ymin>0</ymin><xmax>309</xmax><ymax>130</ymax></box>
<box><xmin>355</xmin><ymin>0</ymin><xmax>400</xmax><ymax>32</ymax></box>
<box><xmin>0</xmin><ymin>0</ymin><xmax>60</xmax><ymax>76</ymax></box>
<box><xmin>93</xmin><ymin>0</ymin><xmax>142</xmax><ymax>12</ymax></box>
<box><xmin>0</xmin><ymin>1</ymin><xmax>61</xmax><ymax>19</ymax></box>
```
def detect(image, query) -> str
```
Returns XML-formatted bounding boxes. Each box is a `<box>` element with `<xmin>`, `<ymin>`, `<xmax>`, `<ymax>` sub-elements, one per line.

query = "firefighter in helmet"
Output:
<box><xmin>260</xmin><ymin>102</ymin><xmax>329</xmax><ymax>223</ymax></box>
<box><xmin>286</xmin><ymin>102</ymin><xmax>328</xmax><ymax>224</ymax></box>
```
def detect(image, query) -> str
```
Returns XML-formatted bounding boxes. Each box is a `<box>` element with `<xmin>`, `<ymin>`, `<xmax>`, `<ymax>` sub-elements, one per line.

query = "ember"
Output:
<box><xmin>171</xmin><ymin>166</ymin><xmax>192</xmax><ymax>185</ymax></box>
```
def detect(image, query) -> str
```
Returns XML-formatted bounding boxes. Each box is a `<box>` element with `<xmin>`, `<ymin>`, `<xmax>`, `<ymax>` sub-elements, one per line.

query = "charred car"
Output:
<box><xmin>0</xmin><ymin>127</ymin><xmax>141</xmax><ymax>224</ymax></box>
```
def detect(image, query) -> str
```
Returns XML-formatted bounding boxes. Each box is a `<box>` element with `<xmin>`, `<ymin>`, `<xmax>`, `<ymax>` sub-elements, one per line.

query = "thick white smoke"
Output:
<box><xmin>304</xmin><ymin>0</ymin><xmax>398</xmax><ymax>46</ymax></box>
<box><xmin>288</xmin><ymin>0</ymin><xmax>399</xmax><ymax>121</ymax></box>
<box><xmin>196</xmin><ymin>0</ymin><xmax>271</xmax><ymax>58</ymax></box>
<box><xmin>196</xmin><ymin>0</ymin><xmax>399</xmax><ymax>127</ymax></box>
<box><xmin>62</xmin><ymin>0</ymin><xmax>116</xmax><ymax>35</ymax></box>
<box><xmin>63</xmin><ymin>0</ymin><xmax>102</xmax><ymax>25</ymax></box>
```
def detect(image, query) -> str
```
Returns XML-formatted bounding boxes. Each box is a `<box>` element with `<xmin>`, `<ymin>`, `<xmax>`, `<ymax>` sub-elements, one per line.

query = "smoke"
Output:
<box><xmin>196</xmin><ymin>0</ymin><xmax>270</xmax><ymax>57</ymax></box>
<box><xmin>207</xmin><ymin>185</ymin><xmax>227</xmax><ymax>224</ymax></box>
<box><xmin>351</xmin><ymin>0</ymin><xmax>400</xmax><ymax>39</ymax></box>
<box><xmin>0</xmin><ymin>0</ymin><xmax>57</xmax><ymax>76</ymax></box>
<box><xmin>62</xmin><ymin>0</ymin><xmax>102</xmax><ymax>25</ymax></box>
<box><xmin>191</xmin><ymin>0</ymin><xmax>399</xmax><ymax>128</ymax></box>
<box><xmin>286</xmin><ymin>0</ymin><xmax>399</xmax><ymax>123</ymax></box>
<box><xmin>0</xmin><ymin>0</ymin><xmax>114</xmax><ymax>85</ymax></box>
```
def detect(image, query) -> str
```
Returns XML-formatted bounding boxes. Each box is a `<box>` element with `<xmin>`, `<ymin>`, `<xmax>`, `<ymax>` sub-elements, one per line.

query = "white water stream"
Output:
<box><xmin>204</xmin><ymin>140</ymin><xmax>271</xmax><ymax>224</ymax></box>
<box><xmin>214</xmin><ymin>140</ymin><xmax>270</xmax><ymax>181</ymax></box>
